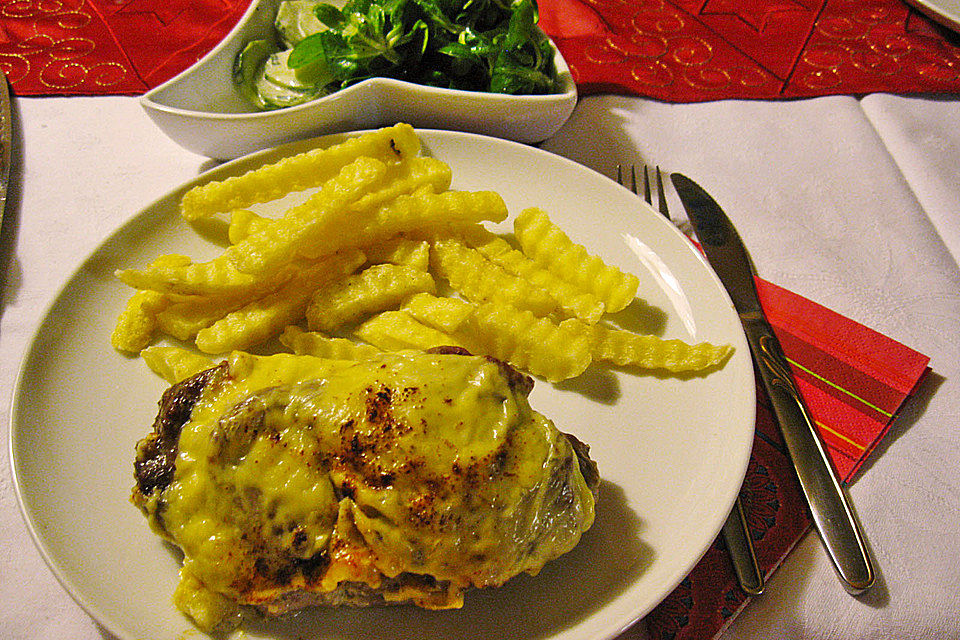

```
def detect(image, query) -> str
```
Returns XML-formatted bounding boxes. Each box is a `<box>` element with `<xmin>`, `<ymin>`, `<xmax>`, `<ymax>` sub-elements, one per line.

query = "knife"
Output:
<box><xmin>672</xmin><ymin>173</ymin><xmax>875</xmax><ymax>595</ymax></box>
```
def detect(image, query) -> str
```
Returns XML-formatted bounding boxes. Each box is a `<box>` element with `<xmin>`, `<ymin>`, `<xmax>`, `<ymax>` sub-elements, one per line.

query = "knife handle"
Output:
<box><xmin>742</xmin><ymin>314</ymin><xmax>875</xmax><ymax>595</ymax></box>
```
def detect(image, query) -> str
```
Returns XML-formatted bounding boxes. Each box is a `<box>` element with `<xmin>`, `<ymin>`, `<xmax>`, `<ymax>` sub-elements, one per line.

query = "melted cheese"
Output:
<box><xmin>156</xmin><ymin>350</ymin><xmax>595</xmax><ymax>629</ymax></box>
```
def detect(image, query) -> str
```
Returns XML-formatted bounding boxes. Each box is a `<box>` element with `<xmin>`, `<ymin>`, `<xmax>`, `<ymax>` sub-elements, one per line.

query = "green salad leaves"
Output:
<box><xmin>234</xmin><ymin>0</ymin><xmax>561</xmax><ymax>109</ymax></box>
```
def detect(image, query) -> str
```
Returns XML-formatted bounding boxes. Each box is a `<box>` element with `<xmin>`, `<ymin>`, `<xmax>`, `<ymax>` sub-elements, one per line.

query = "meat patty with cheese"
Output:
<box><xmin>131</xmin><ymin>347</ymin><xmax>598</xmax><ymax>632</ymax></box>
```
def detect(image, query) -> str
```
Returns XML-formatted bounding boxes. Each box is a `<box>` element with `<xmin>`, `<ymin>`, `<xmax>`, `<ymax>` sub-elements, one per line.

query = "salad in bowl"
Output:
<box><xmin>140</xmin><ymin>0</ymin><xmax>577</xmax><ymax>158</ymax></box>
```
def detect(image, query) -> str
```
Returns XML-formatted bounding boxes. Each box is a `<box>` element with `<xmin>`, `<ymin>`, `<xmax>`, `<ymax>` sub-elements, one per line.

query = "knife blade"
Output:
<box><xmin>671</xmin><ymin>173</ymin><xmax>875</xmax><ymax>595</ymax></box>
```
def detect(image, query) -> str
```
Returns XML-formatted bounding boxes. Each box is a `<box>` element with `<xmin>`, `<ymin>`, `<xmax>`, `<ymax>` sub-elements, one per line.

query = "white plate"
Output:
<box><xmin>905</xmin><ymin>0</ymin><xmax>960</xmax><ymax>32</ymax></box>
<box><xmin>10</xmin><ymin>130</ymin><xmax>755</xmax><ymax>640</ymax></box>
<box><xmin>140</xmin><ymin>0</ymin><xmax>578</xmax><ymax>160</ymax></box>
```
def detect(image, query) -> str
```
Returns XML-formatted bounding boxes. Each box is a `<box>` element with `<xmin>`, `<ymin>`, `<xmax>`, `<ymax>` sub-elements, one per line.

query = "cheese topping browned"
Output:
<box><xmin>132</xmin><ymin>349</ymin><xmax>597</xmax><ymax>631</ymax></box>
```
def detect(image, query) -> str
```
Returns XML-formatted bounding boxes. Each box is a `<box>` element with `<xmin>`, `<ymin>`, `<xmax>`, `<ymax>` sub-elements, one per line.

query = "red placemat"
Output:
<box><xmin>3</xmin><ymin>0</ymin><xmax>960</xmax><ymax>100</ymax></box>
<box><xmin>640</xmin><ymin>277</ymin><xmax>930</xmax><ymax>640</ymax></box>
<box><xmin>0</xmin><ymin>0</ymin><xmax>250</xmax><ymax>96</ymax></box>
<box><xmin>538</xmin><ymin>0</ymin><xmax>960</xmax><ymax>101</ymax></box>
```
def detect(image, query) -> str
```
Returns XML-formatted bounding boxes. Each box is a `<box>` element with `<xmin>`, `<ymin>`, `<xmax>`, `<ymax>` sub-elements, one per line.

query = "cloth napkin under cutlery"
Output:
<box><xmin>641</xmin><ymin>277</ymin><xmax>929</xmax><ymax>640</ymax></box>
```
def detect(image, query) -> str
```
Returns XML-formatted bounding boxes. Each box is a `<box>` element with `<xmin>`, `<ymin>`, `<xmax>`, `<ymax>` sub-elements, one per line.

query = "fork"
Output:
<box><xmin>618</xmin><ymin>163</ymin><xmax>765</xmax><ymax>597</ymax></box>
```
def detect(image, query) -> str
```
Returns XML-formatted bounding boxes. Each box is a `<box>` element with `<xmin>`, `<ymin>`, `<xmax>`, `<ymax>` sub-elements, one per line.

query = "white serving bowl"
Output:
<box><xmin>140</xmin><ymin>0</ymin><xmax>578</xmax><ymax>159</ymax></box>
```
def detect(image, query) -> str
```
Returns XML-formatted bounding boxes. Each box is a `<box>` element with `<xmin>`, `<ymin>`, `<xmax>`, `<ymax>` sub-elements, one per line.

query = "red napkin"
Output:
<box><xmin>640</xmin><ymin>277</ymin><xmax>930</xmax><ymax>640</ymax></box>
<box><xmin>0</xmin><ymin>0</ymin><xmax>250</xmax><ymax>96</ymax></box>
<box><xmin>538</xmin><ymin>0</ymin><xmax>960</xmax><ymax>101</ymax></box>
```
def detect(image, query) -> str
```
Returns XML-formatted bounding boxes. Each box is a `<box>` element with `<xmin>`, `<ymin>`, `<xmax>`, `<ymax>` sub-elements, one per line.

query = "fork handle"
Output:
<box><xmin>722</xmin><ymin>496</ymin><xmax>764</xmax><ymax>596</ymax></box>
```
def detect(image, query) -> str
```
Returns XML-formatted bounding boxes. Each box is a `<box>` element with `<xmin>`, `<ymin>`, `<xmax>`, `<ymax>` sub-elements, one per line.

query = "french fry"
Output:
<box><xmin>279</xmin><ymin>326</ymin><xmax>381</xmax><ymax>360</ymax></box>
<box><xmin>461</xmin><ymin>226</ymin><xmax>606</xmax><ymax>323</ymax></box>
<box><xmin>305</xmin><ymin>263</ymin><xmax>436</xmax><ymax>333</ymax></box>
<box><xmin>226</xmin><ymin>156</ymin><xmax>455</xmax><ymax>276</ymax></box>
<box><xmin>354</xmin><ymin>311</ymin><xmax>466</xmax><ymax>352</ymax></box>
<box><xmin>224</xmin><ymin>156</ymin><xmax>390</xmax><ymax>275</ymax></box>
<box><xmin>347</xmin><ymin>156</ymin><xmax>452</xmax><ymax>215</ymax></box>
<box><xmin>226</xmin><ymin>156</ymin><xmax>453</xmax><ymax>276</ymax></box>
<box><xmin>111</xmin><ymin>253</ymin><xmax>201</xmax><ymax>351</ymax></box>
<box><xmin>514</xmin><ymin>207</ymin><xmax>639</xmax><ymax>313</ymax></box>
<box><xmin>294</xmin><ymin>188</ymin><xmax>508</xmax><ymax>261</ymax></box>
<box><xmin>228</xmin><ymin>209</ymin><xmax>272</xmax><ymax>244</ymax></box>
<box><xmin>115</xmin><ymin>254</ymin><xmax>299</xmax><ymax>298</ymax></box>
<box><xmin>588</xmin><ymin>324</ymin><xmax>733</xmax><ymax>372</ymax></box>
<box><xmin>140</xmin><ymin>346</ymin><xmax>216</xmax><ymax>384</ymax></box>
<box><xmin>113</xmin><ymin>125</ymin><xmax>733</xmax><ymax>386</ymax></box>
<box><xmin>179</xmin><ymin>123</ymin><xmax>421</xmax><ymax>221</ymax></box>
<box><xmin>149</xmin><ymin>251</ymin><xmax>337</xmax><ymax>341</ymax></box>
<box><xmin>111</xmin><ymin>290</ymin><xmax>171</xmax><ymax>352</ymax></box>
<box><xmin>156</xmin><ymin>294</ymin><xmax>251</xmax><ymax>341</ymax></box>
<box><xmin>195</xmin><ymin>249</ymin><xmax>365</xmax><ymax>354</ymax></box>
<box><xmin>401</xmin><ymin>293</ymin><xmax>475</xmax><ymax>333</ymax></box>
<box><xmin>457</xmin><ymin>301</ymin><xmax>593</xmax><ymax>382</ymax></box>
<box><xmin>361</xmin><ymin>237</ymin><xmax>431</xmax><ymax>271</ymax></box>
<box><xmin>430</xmin><ymin>237</ymin><xmax>559</xmax><ymax>317</ymax></box>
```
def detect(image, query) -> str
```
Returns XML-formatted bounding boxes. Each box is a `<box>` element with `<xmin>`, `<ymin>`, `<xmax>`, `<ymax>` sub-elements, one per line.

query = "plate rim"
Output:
<box><xmin>9</xmin><ymin>127</ymin><xmax>756</xmax><ymax>640</ymax></box>
<box><xmin>903</xmin><ymin>0</ymin><xmax>960</xmax><ymax>32</ymax></box>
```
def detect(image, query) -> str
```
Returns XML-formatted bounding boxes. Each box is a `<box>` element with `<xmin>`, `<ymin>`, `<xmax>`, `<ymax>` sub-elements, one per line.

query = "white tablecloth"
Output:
<box><xmin>2</xmin><ymin>93</ymin><xmax>958</xmax><ymax>639</ymax></box>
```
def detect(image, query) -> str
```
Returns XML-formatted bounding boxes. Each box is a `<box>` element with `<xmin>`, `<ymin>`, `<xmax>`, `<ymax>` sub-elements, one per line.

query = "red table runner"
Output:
<box><xmin>0</xmin><ymin>0</ymin><xmax>250</xmax><ymax>96</ymax></box>
<box><xmin>538</xmin><ymin>0</ymin><xmax>960</xmax><ymax>101</ymax></box>
<box><xmin>641</xmin><ymin>277</ymin><xmax>930</xmax><ymax>640</ymax></box>
<box><xmin>2</xmin><ymin>0</ymin><xmax>960</xmax><ymax>100</ymax></box>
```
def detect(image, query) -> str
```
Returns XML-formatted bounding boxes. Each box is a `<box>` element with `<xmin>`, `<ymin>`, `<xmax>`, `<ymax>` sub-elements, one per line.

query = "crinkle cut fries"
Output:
<box><xmin>113</xmin><ymin>123</ymin><xmax>732</xmax><ymax>385</ymax></box>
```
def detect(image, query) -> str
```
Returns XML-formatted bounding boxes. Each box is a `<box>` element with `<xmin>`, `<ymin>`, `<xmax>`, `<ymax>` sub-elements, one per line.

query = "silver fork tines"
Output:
<box><xmin>616</xmin><ymin>162</ymin><xmax>765</xmax><ymax>597</ymax></box>
<box><xmin>617</xmin><ymin>164</ymin><xmax>669</xmax><ymax>220</ymax></box>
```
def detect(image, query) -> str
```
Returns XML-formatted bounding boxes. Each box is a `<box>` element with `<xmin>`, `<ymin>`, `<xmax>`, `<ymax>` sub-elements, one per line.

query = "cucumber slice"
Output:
<box><xmin>276</xmin><ymin>0</ymin><xmax>329</xmax><ymax>47</ymax></box>
<box><xmin>256</xmin><ymin>50</ymin><xmax>328</xmax><ymax>109</ymax></box>
<box><xmin>233</xmin><ymin>39</ymin><xmax>278</xmax><ymax>110</ymax></box>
